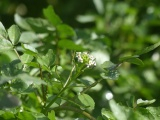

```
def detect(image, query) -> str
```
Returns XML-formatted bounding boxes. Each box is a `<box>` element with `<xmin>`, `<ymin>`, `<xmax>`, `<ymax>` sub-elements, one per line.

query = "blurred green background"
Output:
<box><xmin>0</xmin><ymin>0</ymin><xmax>160</xmax><ymax>117</ymax></box>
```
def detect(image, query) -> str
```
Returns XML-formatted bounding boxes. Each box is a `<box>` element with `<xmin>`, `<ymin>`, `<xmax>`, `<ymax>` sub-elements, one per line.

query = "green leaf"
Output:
<box><xmin>18</xmin><ymin>73</ymin><xmax>47</xmax><ymax>86</ymax></box>
<box><xmin>109</xmin><ymin>100</ymin><xmax>127</xmax><ymax>120</ymax></box>
<box><xmin>33</xmin><ymin>113</ymin><xmax>49</xmax><ymax>120</ymax></box>
<box><xmin>127</xmin><ymin>95</ymin><xmax>136</xmax><ymax>108</ymax></box>
<box><xmin>0</xmin><ymin>75</ymin><xmax>12</xmax><ymax>85</ymax></box>
<box><xmin>0</xmin><ymin>53</ymin><xmax>11</xmax><ymax>66</ymax></box>
<box><xmin>26</xmin><ymin>18</ymin><xmax>55</xmax><ymax>33</ymax></box>
<box><xmin>21</xmin><ymin>53</ymin><xmax>34</xmax><ymax>64</ymax></box>
<box><xmin>101</xmin><ymin>69</ymin><xmax>119</xmax><ymax>80</ymax></box>
<box><xmin>57</xmin><ymin>24</ymin><xmax>76</xmax><ymax>38</ymax></box>
<box><xmin>78</xmin><ymin>93</ymin><xmax>95</xmax><ymax>110</ymax></box>
<box><xmin>0</xmin><ymin>21</ymin><xmax>8</xmax><ymax>39</ymax></box>
<box><xmin>14</xmin><ymin>14</ymin><xmax>32</xmax><ymax>30</ymax></box>
<box><xmin>0</xmin><ymin>111</ymin><xmax>15</xmax><ymax>119</ymax></box>
<box><xmin>7</xmin><ymin>24</ymin><xmax>21</xmax><ymax>45</ymax></box>
<box><xmin>0</xmin><ymin>39</ymin><xmax>13</xmax><ymax>52</ymax></box>
<box><xmin>101</xmin><ymin>108</ymin><xmax>116</xmax><ymax>120</ymax></box>
<box><xmin>37</xmin><ymin>49</ymin><xmax>55</xmax><ymax>67</ymax></box>
<box><xmin>119</xmin><ymin>56</ymin><xmax>144</xmax><ymax>66</ymax></box>
<box><xmin>135</xmin><ymin>107</ymin><xmax>155</xmax><ymax>120</ymax></box>
<box><xmin>19</xmin><ymin>31</ymin><xmax>39</xmax><ymax>43</ymax></box>
<box><xmin>101</xmin><ymin>61</ymin><xmax>118</xmax><ymax>70</ymax></box>
<box><xmin>22</xmin><ymin>43</ymin><xmax>38</xmax><ymax>56</ymax></box>
<box><xmin>1</xmin><ymin>59</ymin><xmax>22</xmax><ymax>76</ymax></box>
<box><xmin>137</xmin><ymin>99</ymin><xmax>156</xmax><ymax>107</ymax></box>
<box><xmin>93</xmin><ymin>0</ymin><xmax>104</xmax><ymax>14</ymax></box>
<box><xmin>45</xmin><ymin>49</ymin><xmax>55</xmax><ymax>67</ymax></box>
<box><xmin>43</xmin><ymin>5</ymin><xmax>62</xmax><ymax>26</ymax></box>
<box><xmin>135</xmin><ymin>42</ymin><xmax>160</xmax><ymax>56</ymax></box>
<box><xmin>26</xmin><ymin>62</ymin><xmax>39</xmax><ymax>68</ymax></box>
<box><xmin>48</xmin><ymin>110</ymin><xmax>56</xmax><ymax>120</ymax></box>
<box><xmin>10</xmin><ymin>78</ymin><xmax>29</xmax><ymax>93</ymax></box>
<box><xmin>58</xmin><ymin>39</ymin><xmax>84</xmax><ymax>51</ymax></box>
<box><xmin>147</xmin><ymin>107</ymin><xmax>160</xmax><ymax>120</ymax></box>
<box><xmin>18</xmin><ymin>111</ymin><xmax>35</xmax><ymax>120</ymax></box>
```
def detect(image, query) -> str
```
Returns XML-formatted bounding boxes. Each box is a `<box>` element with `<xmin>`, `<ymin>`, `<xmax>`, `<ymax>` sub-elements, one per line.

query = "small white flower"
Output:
<box><xmin>76</xmin><ymin>52</ymin><xmax>96</xmax><ymax>68</ymax></box>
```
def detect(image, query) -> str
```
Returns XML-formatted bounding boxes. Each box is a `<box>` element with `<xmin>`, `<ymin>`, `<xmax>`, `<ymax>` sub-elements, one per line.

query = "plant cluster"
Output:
<box><xmin>0</xmin><ymin>5</ymin><xmax>160</xmax><ymax>120</ymax></box>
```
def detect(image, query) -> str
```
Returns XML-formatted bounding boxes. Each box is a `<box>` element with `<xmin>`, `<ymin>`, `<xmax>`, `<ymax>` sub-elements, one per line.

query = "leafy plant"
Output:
<box><xmin>0</xmin><ymin>5</ymin><xmax>160</xmax><ymax>120</ymax></box>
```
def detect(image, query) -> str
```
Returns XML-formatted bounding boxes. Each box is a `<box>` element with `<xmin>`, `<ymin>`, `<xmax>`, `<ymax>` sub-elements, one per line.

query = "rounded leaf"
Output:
<box><xmin>8</xmin><ymin>25</ymin><xmax>21</xmax><ymax>45</ymax></box>
<box><xmin>78</xmin><ymin>93</ymin><xmax>95</xmax><ymax>110</ymax></box>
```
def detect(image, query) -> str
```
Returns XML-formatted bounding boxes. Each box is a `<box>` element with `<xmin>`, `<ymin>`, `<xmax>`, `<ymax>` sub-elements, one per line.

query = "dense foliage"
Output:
<box><xmin>0</xmin><ymin>0</ymin><xmax>160</xmax><ymax>120</ymax></box>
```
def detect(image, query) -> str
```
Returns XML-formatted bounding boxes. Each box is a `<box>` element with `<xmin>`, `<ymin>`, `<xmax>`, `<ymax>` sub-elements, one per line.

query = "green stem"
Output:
<box><xmin>45</xmin><ymin>65</ymin><xmax>76</xmax><ymax>110</ymax></box>
<box><xmin>63</xmin><ymin>65</ymin><xmax>75</xmax><ymax>88</ymax></box>
<box><xmin>14</xmin><ymin>47</ymin><xmax>27</xmax><ymax>71</ymax></box>
<box><xmin>39</xmin><ymin>64</ymin><xmax>47</xmax><ymax>104</ymax></box>
<box><xmin>58</xmin><ymin>78</ymin><xmax>103</xmax><ymax>109</ymax></box>
<box><xmin>59</xmin><ymin>96</ymin><xmax>82</xmax><ymax>108</ymax></box>
<box><xmin>13</xmin><ymin>48</ymin><xmax>22</xmax><ymax>62</ymax></box>
<box><xmin>81</xmin><ymin>78</ymin><xmax>103</xmax><ymax>94</ymax></box>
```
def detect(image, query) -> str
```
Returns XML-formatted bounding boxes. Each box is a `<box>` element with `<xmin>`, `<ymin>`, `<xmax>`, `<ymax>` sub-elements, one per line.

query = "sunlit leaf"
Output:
<box><xmin>109</xmin><ymin>100</ymin><xmax>127</xmax><ymax>120</ymax></box>
<box><xmin>137</xmin><ymin>99</ymin><xmax>156</xmax><ymax>106</ymax></box>
<box><xmin>22</xmin><ymin>43</ymin><xmax>38</xmax><ymax>55</ymax></box>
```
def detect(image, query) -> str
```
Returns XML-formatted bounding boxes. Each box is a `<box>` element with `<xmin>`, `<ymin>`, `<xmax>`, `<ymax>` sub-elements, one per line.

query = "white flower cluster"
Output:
<box><xmin>76</xmin><ymin>52</ymin><xmax>96</xmax><ymax>68</ymax></box>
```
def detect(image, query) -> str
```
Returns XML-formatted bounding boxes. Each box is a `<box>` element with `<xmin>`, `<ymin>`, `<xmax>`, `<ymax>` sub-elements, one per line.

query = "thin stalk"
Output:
<box><xmin>45</xmin><ymin>65</ymin><xmax>76</xmax><ymax>110</ymax></box>
<box><xmin>13</xmin><ymin>47</ymin><xmax>27</xmax><ymax>71</ymax></box>
<box><xmin>39</xmin><ymin>64</ymin><xmax>47</xmax><ymax>103</ymax></box>
<box><xmin>13</xmin><ymin>48</ymin><xmax>22</xmax><ymax>62</ymax></box>
<box><xmin>58</xmin><ymin>96</ymin><xmax>82</xmax><ymax>108</ymax></box>
<box><xmin>63</xmin><ymin>65</ymin><xmax>75</xmax><ymax>88</ymax></box>
<box><xmin>81</xmin><ymin>78</ymin><xmax>103</xmax><ymax>94</ymax></box>
<box><xmin>60</xmin><ymin>78</ymin><xmax>104</xmax><ymax>107</ymax></box>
